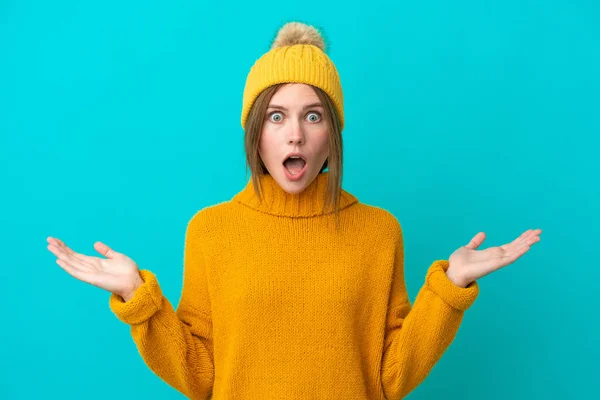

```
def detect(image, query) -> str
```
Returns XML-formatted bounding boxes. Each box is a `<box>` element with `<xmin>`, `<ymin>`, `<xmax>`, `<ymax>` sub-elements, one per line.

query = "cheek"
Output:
<box><xmin>258</xmin><ymin>127</ymin><xmax>268</xmax><ymax>149</ymax></box>
<box><xmin>258</xmin><ymin>130</ymin><xmax>274</xmax><ymax>157</ymax></box>
<box><xmin>316</xmin><ymin>129</ymin><xmax>329</xmax><ymax>154</ymax></box>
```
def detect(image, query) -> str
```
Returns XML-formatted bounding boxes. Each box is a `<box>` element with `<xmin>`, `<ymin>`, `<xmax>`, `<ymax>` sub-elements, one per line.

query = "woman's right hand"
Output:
<box><xmin>47</xmin><ymin>237</ymin><xmax>144</xmax><ymax>302</ymax></box>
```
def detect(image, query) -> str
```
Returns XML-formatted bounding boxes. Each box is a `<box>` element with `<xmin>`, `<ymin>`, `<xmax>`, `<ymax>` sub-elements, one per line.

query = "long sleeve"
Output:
<box><xmin>381</xmin><ymin>225</ymin><xmax>479</xmax><ymax>400</ymax></box>
<box><xmin>108</xmin><ymin>215</ymin><xmax>214</xmax><ymax>400</ymax></box>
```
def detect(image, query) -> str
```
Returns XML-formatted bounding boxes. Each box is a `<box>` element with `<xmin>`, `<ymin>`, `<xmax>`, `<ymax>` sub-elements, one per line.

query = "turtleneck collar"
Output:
<box><xmin>232</xmin><ymin>172</ymin><xmax>358</xmax><ymax>218</ymax></box>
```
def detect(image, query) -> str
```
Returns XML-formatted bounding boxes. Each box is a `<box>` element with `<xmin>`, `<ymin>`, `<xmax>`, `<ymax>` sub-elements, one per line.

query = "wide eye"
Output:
<box><xmin>306</xmin><ymin>111</ymin><xmax>321</xmax><ymax>123</ymax></box>
<box><xmin>269</xmin><ymin>112</ymin><xmax>284</xmax><ymax>122</ymax></box>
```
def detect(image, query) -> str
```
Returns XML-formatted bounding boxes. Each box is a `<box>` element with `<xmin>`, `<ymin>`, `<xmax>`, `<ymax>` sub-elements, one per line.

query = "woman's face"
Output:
<box><xmin>258</xmin><ymin>83</ymin><xmax>329</xmax><ymax>194</ymax></box>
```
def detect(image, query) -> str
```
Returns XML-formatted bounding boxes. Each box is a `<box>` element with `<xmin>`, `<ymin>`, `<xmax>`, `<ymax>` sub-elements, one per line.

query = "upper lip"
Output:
<box><xmin>283</xmin><ymin>152</ymin><xmax>307</xmax><ymax>162</ymax></box>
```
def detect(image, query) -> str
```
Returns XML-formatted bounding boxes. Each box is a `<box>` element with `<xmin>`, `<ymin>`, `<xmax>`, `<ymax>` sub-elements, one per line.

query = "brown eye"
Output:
<box><xmin>306</xmin><ymin>112</ymin><xmax>321</xmax><ymax>122</ymax></box>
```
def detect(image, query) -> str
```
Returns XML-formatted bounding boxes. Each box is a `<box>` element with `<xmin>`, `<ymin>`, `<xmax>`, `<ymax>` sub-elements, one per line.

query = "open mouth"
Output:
<box><xmin>283</xmin><ymin>155</ymin><xmax>307</xmax><ymax>176</ymax></box>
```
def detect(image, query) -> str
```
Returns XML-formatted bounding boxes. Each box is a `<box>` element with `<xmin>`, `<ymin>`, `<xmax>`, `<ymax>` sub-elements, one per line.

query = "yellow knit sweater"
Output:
<box><xmin>109</xmin><ymin>172</ymin><xmax>479</xmax><ymax>400</ymax></box>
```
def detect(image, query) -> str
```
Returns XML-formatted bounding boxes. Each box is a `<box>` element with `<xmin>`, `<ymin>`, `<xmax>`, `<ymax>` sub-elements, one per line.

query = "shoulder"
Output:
<box><xmin>185</xmin><ymin>200</ymin><xmax>236</xmax><ymax>233</ymax></box>
<box><xmin>350</xmin><ymin>201</ymin><xmax>403</xmax><ymax>241</ymax></box>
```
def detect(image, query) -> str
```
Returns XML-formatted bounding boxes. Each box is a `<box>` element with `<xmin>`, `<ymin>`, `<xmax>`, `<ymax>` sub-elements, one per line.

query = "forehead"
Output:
<box><xmin>269</xmin><ymin>83</ymin><xmax>319</xmax><ymax>105</ymax></box>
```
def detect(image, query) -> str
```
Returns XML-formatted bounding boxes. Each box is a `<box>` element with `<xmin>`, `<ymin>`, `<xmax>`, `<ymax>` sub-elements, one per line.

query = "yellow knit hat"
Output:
<box><xmin>240</xmin><ymin>22</ymin><xmax>344</xmax><ymax>130</ymax></box>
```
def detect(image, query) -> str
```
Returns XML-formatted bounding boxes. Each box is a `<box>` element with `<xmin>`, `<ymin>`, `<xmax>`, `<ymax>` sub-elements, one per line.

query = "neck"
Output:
<box><xmin>232</xmin><ymin>172</ymin><xmax>358</xmax><ymax>218</ymax></box>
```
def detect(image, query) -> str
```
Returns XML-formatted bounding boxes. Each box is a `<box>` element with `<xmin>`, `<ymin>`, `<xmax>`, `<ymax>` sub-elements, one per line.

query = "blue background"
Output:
<box><xmin>1</xmin><ymin>0</ymin><xmax>598</xmax><ymax>398</ymax></box>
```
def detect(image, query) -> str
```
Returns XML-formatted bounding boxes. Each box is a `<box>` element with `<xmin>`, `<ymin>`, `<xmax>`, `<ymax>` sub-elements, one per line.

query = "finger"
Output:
<box><xmin>48</xmin><ymin>237</ymin><xmax>71</xmax><ymax>252</ymax></box>
<box><xmin>56</xmin><ymin>258</ymin><xmax>96</xmax><ymax>284</ymax></box>
<box><xmin>490</xmin><ymin>229</ymin><xmax>541</xmax><ymax>269</ymax></box>
<box><xmin>47</xmin><ymin>238</ymin><xmax>98</xmax><ymax>268</ymax></box>
<box><xmin>47</xmin><ymin>237</ymin><xmax>77</xmax><ymax>257</ymax></box>
<box><xmin>521</xmin><ymin>229</ymin><xmax>539</xmax><ymax>242</ymax></box>
<box><xmin>465</xmin><ymin>232</ymin><xmax>486</xmax><ymax>250</ymax></box>
<box><xmin>527</xmin><ymin>234</ymin><xmax>541</xmax><ymax>246</ymax></box>
<box><xmin>514</xmin><ymin>236</ymin><xmax>540</xmax><ymax>254</ymax></box>
<box><xmin>517</xmin><ymin>229</ymin><xmax>542</xmax><ymax>243</ymax></box>
<box><xmin>47</xmin><ymin>242</ymin><xmax>82</xmax><ymax>264</ymax></box>
<box><xmin>504</xmin><ymin>249</ymin><xmax>522</xmax><ymax>264</ymax></box>
<box><xmin>94</xmin><ymin>242</ymin><xmax>118</xmax><ymax>259</ymax></box>
<box><xmin>504</xmin><ymin>229</ymin><xmax>540</xmax><ymax>252</ymax></box>
<box><xmin>488</xmin><ymin>246</ymin><xmax>523</xmax><ymax>268</ymax></box>
<box><xmin>47</xmin><ymin>244</ymin><xmax>95</xmax><ymax>272</ymax></box>
<box><xmin>501</xmin><ymin>235</ymin><xmax>540</xmax><ymax>264</ymax></box>
<box><xmin>47</xmin><ymin>243</ymin><xmax>77</xmax><ymax>264</ymax></box>
<box><xmin>47</xmin><ymin>243</ymin><xmax>71</xmax><ymax>260</ymax></box>
<box><xmin>512</xmin><ymin>230</ymin><xmax>541</xmax><ymax>250</ymax></box>
<box><xmin>508</xmin><ymin>243</ymin><xmax>530</xmax><ymax>261</ymax></box>
<box><xmin>51</xmin><ymin>237</ymin><xmax>77</xmax><ymax>255</ymax></box>
<box><xmin>510</xmin><ymin>230</ymin><xmax>533</xmax><ymax>247</ymax></box>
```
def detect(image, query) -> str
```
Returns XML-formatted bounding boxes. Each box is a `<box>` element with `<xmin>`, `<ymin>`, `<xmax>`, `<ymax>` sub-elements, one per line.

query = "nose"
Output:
<box><xmin>287</xmin><ymin>119</ymin><xmax>305</xmax><ymax>145</ymax></box>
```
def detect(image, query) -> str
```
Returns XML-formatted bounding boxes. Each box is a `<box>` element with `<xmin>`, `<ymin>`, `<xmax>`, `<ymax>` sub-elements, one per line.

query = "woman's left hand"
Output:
<box><xmin>446</xmin><ymin>229</ymin><xmax>542</xmax><ymax>287</ymax></box>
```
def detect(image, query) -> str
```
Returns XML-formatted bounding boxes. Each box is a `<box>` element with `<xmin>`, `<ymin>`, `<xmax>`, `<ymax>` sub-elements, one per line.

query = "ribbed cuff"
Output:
<box><xmin>425</xmin><ymin>260</ymin><xmax>479</xmax><ymax>311</ymax></box>
<box><xmin>109</xmin><ymin>269</ymin><xmax>163</xmax><ymax>325</ymax></box>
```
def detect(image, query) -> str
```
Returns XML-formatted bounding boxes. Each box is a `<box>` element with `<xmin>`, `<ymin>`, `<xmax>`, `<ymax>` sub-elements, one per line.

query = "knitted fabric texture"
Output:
<box><xmin>240</xmin><ymin>43</ymin><xmax>344</xmax><ymax>130</ymax></box>
<box><xmin>109</xmin><ymin>172</ymin><xmax>479</xmax><ymax>399</ymax></box>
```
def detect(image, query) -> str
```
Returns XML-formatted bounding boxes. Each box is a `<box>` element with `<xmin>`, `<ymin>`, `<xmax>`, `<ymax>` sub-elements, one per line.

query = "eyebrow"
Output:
<box><xmin>267</xmin><ymin>102</ymin><xmax>324</xmax><ymax>111</ymax></box>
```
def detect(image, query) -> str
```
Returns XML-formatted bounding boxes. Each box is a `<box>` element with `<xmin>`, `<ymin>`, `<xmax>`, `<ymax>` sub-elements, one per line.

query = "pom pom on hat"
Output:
<box><xmin>241</xmin><ymin>21</ymin><xmax>344</xmax><ymax>130</ymax></box>
<box><xmin>271</xmin><ymin>22</ymin><xmax>326</xmax><ymax>51</ymax></box>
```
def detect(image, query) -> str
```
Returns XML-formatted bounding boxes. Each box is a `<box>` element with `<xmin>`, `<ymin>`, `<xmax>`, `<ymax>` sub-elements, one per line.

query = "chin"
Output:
<box><xmin>274</xmin><ymin>168</ymin><xmax>316</xmax><ymax>194</ymax></box>
<box><xmin>281</xmin><ymin>182</ymin><xmax>307</xmax><ymax>194</ymax></box>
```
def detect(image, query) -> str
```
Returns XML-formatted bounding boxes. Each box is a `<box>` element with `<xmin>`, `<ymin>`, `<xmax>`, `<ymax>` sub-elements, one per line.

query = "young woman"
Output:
<box><xmin>46</xmin><ymin>22</ymin><xmax>542</xmax><ymax>399</ymax></box>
